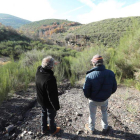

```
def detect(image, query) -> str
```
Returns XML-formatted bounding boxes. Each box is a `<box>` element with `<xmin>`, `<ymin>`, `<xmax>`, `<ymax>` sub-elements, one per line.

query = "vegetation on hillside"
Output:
<box><xmin>70</xmin><ymin>16</ymin><xmax>140</xmax><ymax>47</ymax></box>
<box><xmin>106</xmin><ymin>20</ymin><xmax>140</xmax><ymax>90</ymax></box>
<box><xmin>0</xmin><ymin>13</ymin><xmax>31</xmax><ymax>29</ymax></box>
<box><xmin>0</xmin><ymin>23</ymin><xmax>30</xmax><ymax>42</ymax></box>
<box><xmin>0</xmin><ymin>24</ymin><xmax>78</xmax><ymax>103</ymax></box>
<box><xmin>20</xmin><ymin>19</ymin><xmax>81</xmax><ymax>30</ymax></box>
<box><xmin>19</xmin><ymin>19</ymin><xmax>81</xmax><ymax>40</ymax></box>
<box><xmin>19</xmin><ymin>16</ymin><xmax>140</xmax><ymax>50</ymax></box>
<box><xmin>0</xmin><ymin>23</ymin><xmax>31</xmax><ymax>57</ymax></box>
<box><xmin>67</xmin><ymin>19</ymin><xmax>140</xmax><ymax>89</ymax></box>
<box><xmin>1</xmin><ymin>16</ymin><xmax>140</xmax><ymax>105</ymax></box>
<box><xmin>0</xmin><ymin>48</ymin><xmax>77</xmax><ymax>103</ymax></box>
<box><xmin>0</xmin><ymin>23</ymin><xmax>76</xmax><ymax>57</ymax></box>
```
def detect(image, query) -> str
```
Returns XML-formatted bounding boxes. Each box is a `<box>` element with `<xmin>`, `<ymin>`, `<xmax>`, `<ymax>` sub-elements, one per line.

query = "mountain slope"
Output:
<box><xmin>0</xmin><ymin>23</ymin><xmax>30</xmax><ymax>41</ymax></box>
<box><xmin>0</xmin><ymin>23</ymin><xmax>31</xmax><ymax>57</ymax></box>
<box><xmin>19</xmin><ymin>19</ymin><xmax>82</xmax><ymax>41</ymax></box>
<box><xmin>20</xmin><ymin>19</ymin><xmax>81</xmax><ymax>30</ymax></box>
<box><xmin>0</xmin><ymin>13</ymin><xmax>31</xmax><ymax>28</ymax></box>
<box><xmin>19</xmin><ymin>16</ymin><xmax>140</xmax><ymax>48</ymax></box>
<box><xmin>70</xmin><ymin>16</ymin><xmax>140</xmax><ymax>47</ymax></box>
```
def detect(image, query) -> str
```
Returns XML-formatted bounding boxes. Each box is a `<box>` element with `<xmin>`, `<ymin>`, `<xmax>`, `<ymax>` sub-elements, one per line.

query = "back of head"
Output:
<box><xmin>42</xmin><ymin>56</ymin><xmax>54</xmax><ymax>69</ymax></box>
<box><xmin>91</xmin><ymin>54</ymin><xmax>103</xmax><ymax>66</ymax></box>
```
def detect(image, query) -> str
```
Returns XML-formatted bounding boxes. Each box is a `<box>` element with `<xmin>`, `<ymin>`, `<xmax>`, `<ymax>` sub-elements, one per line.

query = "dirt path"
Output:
<box><xmin>0</xmin><ymin>84</ymin><xmax>140</xmax><ymax>140</ymax></box>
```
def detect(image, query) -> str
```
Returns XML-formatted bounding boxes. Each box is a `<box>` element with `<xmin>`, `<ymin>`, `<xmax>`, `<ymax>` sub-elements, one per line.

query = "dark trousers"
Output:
<box><xmin>41</xmin><ymin>106</ymin><xmax>56</xmax><ymax>133</ymax></box>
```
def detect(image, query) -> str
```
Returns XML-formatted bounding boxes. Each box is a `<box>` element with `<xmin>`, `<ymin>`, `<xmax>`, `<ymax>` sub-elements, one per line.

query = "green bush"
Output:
<box><xmin>106</xmin><ymin>19</ymin><xmax>140</xmax><ymax>86</ymax></box>
<box><xmin>0</xmin><ymin>61</ymin><xmax>31</xmax><ymax>103</ymax></box>
<box><xmin>0</xmin><ymin>47</ymin><xmax>77</xmax><ymax>103</ymax></box>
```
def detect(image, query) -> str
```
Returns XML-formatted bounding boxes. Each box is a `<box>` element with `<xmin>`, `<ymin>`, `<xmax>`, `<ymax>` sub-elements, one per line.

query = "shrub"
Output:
<box><xmin>0</xmin><ymin>61</ymin><xmax>31</xmax><ymax>103</ymax></box>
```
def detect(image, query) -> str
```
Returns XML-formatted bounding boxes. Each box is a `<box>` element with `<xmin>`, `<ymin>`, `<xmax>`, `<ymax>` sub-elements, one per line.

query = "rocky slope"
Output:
<box><xmin>0</xmin><ymin>83</ymin><xmax>140</xmax><ymax>140</ymax></box>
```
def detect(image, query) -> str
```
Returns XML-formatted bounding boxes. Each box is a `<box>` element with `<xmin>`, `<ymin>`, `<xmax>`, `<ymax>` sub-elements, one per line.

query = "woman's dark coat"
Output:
<box><xmin>35</xmin><ymin>66</ymin><xmax>60</xmax><ymax>110</ymax></box>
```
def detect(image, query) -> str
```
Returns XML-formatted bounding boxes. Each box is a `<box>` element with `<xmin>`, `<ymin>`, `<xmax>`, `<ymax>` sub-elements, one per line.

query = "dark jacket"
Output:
<box><xmin>83</xmin><ymin>65</ymin><xmax>117</xmax><ymax>102</ymax></box>
<box><xmin>35</xmin><ymin>66</ymin><xmax>60</xmax><ymax>110</ymax></box>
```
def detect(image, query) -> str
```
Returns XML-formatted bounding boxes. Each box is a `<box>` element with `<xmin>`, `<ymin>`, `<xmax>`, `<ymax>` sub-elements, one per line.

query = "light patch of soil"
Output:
<box><xmin>0</xmin><ymin>56</ymin><xmax>11</xmax><ymax>65</ymax></box>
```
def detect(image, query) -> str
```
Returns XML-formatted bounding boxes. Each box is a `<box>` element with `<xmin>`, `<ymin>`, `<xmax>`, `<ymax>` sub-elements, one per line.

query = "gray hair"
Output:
<box><xmin>41</xmin><ymin>56</ymin><xmax>54</xmax><ymax>69</ymax></box>
<box><xmin>91</xmin><ymin>54</ymin><xmax>103</xmax><ymax>66</ymax></box>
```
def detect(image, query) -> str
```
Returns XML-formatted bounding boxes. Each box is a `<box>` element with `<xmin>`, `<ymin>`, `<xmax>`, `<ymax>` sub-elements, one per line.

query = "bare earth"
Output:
<box><xmin>0</xmin><ymin>83</ymin><xmax>140</xmax><ymax>140</ymax></box>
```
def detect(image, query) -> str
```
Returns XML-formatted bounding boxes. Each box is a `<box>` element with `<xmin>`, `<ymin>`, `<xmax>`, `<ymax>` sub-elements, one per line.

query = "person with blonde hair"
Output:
<box><xmin>35</xmin><ymin>56</ymin><xmax>60</xmax><ymax>135</ymax></box>
<box><xmin>83</xmin><ymin>54</ymin><xmax>117</xmax><ymax>134</ymax></box>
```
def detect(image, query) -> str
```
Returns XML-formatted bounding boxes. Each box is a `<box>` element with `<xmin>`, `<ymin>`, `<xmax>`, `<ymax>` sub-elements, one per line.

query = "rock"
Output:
<box><xmin>20</xmin><ymin>131</ymin><xmax>27</xmax><ymax>137</ymax></box>
<box><xmin>67</xmin><ymin>122</ymin><xmax>71</xmax><ymax>126</ymax></box>
<box><xmin>68</xmin><ymin>119</ymin><xmax>72</xmax><ymax>122</ymax></box>
<box><xmin>5</xmin><ymin>124</ymin><xmax>15</xmax><ymax>133</ymax></box>
<box><xmin>3</xmin><ymin>133</ymin><xmax>9</xmax><ymax>140</ymax></box>
<box><xmin>65</xmin><ymin>90</ymin><xmax>69</xmax><ymax>93</ymax></box>
<box><xmin>84</xmin><ymin>130</ymin><xmax>88</xmax><ymax>134</ymax></box>
<box><xmin>18</xmin><ymin>115</ymin><xmax>24</xmax><ymax>121</ymax></box>
<box><xmin>32</xmin><ymin>135</ymin><xmax>36</xmax><ymax>139</ymax></box>
<box><xmin>75</xmin><ymin>112</ymin><xmax>83</xmax><ymax>116</ymax></box>
<box><xmin>17</xmin><ymin>121</ymin><xmax>22</xmax><ymax>125</ymax></box>
<box><xmin>15</xmin><ymin>95</ymin><xmax>20</xmax><ymax>98</ymax></box>
<box><xmin>28</xmin><ymin>131</ymin><xmax>33</xmax><ymax>135</ymax></box>
<box><xmin>66</xmin><ymin>118</ymin><xmax>69</xmax><ymax>121</ymax></box>
<box><xmin>37</xmin><ymin>132</ymin><xmax>40</xmax><ymax>136</ymax></box>
<box><xmin>74</xmin><ymin>117</ymin><xmax>77</xmax><ymax>121</ymax></box>
<box><xmin>76</xmin><ymin>130</ymin><xmax>83</xmax><ymax>135</ymax></box>
<box><xmin>11</xmin><ymin>133</ymin><xmax>16</xmax><ymax>139</ymax></box>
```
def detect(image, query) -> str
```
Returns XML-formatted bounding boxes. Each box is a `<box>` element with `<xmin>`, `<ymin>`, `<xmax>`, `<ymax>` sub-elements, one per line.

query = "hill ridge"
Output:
<box><xmin>0</xmin><ymin>13</ymin><xmax>31</xmax><ymax>28</ymax></box>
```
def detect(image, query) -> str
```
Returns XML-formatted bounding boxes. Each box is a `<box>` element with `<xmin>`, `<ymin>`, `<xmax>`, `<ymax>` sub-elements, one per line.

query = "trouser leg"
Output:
<box><xmin>41</xmin><ymin>107</ymin><xmax>47</xmax><ymax>131</ymax></box>
<box><xmin>89</xmin><ymin>100</ymin><xmax>97</xmax><ymax>131</ymax></box>
<box><xmin>47</xmin><ymin>109</ymin><xmax>56</xmax><ymax>133</ymax></box>
<box><xmin>101</xmin><ymin>100</ymin><xmax>108</xmax><ymax>129</ymax></box>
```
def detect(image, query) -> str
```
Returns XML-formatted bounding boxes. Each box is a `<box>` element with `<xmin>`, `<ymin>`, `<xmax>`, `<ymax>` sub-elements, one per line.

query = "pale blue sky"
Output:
<box><xmin>0</xmin><ymin>0</ymin><xmax>140</xmax><ymax>24</ymax></box>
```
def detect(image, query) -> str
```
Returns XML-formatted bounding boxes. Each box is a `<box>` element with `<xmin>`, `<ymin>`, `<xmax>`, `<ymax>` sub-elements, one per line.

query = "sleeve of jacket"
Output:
<box><xmin>46</xmin><ymin>77</ymin><xmax>60</xmax><ymax>110</ymax></box>
<box><xmin>83</xmin><ymin>75</ymin><xmax>91</xmax><ymax>98</ymax></box>
<box><xmin>112</xmin><ymin>74</ymin><xmax>117</xmax><ymax>93</ymax></box>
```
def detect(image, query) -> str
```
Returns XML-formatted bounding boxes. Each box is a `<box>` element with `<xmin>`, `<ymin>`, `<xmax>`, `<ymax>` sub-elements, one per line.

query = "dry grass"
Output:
<box><xmin>0</xmin><ymin>61</ymin><xmax>11</xmax><ymax>65</ymax></box>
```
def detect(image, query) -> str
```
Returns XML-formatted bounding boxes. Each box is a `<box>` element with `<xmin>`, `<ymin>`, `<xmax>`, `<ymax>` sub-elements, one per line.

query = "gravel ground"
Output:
<box><xmin>109</xmin><ymin>85</ymin><xmax>140</xmax><ymax>136</ymax></box>
<box><xmin>0</xmin><ymin>83</ymin><xmax>140</xmax><ymax>140</ymax></box>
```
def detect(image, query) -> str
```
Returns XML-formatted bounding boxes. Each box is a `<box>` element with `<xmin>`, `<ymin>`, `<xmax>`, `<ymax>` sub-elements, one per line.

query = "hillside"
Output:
<box><xmin>19</xmin><ymin>16</ymin><xmax>140</xmax><ymax>49</ymax></box>
<box><xmin>0</xmin><ymin>23</ymin><xmax>31</xmax><ymax>57</ymax></box>
<box><xmin>1</xmin><ymin>15</ymin><xmax>140</xmax><ymax>140</ymax></box>
<box><xmin>0</xmin><ymin>13</ymin><xmax>31</xmax><ymax>29</ymax></box>
<box><xmin>0</xmin><ymin>23</ymin><xmax>30</xmax><ymax>42</ymax></box>
<box><xmin>19</xmin><ymin>19</ymin><xmax>82</xmax><ymax>44</ymax></box>
<box><xmin>20</xmin><ymin>19</ymin><xmax>81</xmax><ymax>30</ymax></box>
<box><xmin>69</xmin><ymin>16</ymin><xmax>140</xmax><ymax>47</ymax></box>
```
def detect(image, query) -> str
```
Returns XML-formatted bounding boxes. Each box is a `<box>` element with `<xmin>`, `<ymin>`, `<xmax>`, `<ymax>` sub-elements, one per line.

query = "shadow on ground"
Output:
<box><xmin>38</xmin><ymin>127</ymin><xmax>140</xmax><ymax>140</ymax></box>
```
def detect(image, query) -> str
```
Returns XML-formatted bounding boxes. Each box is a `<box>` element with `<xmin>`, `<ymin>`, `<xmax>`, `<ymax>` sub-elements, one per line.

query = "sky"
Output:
<box><xmin>0</xmin><ymin>0</ymin><xmax>140</xmax><ymax>24</ymax></box>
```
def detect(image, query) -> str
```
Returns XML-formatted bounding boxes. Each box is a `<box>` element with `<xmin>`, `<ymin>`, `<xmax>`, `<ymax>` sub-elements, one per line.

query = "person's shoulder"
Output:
<box><xmin>86</xmin><ymin>70</ymin><xmax>96</xmax><ymax>79</ymax></box>
<box><xmin>106</xmin><ymin>69</ymin><xmax>115</xmax><ymax>76</ymax></box>
<box><xmin>48</xmin><ymin>74</ymin><xmax>56</xmax><ymax>81</ymax></box>
<box><xmin>37</xmin><ymin>66</ymin><xmax>41</xmax><ymax>70</ymax></box>
<box><xmin>36</xmin><ymin>66</ymin><xmax>41</xmax><ymax>73</ymax></box>
<box><xmin>86</xmin><ymin>68</ymin><xmax>95</xmax><ymax>75</ymax></box>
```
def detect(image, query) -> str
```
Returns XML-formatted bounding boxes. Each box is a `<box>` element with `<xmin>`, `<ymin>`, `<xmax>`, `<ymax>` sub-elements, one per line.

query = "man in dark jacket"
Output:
<box><xmin>83</xmin><ymin>54</ymin><xmax>117</xmax><ymax>134</ymax></box>
<box><xmin>35</xmin><ymin>56</ymin><xmax>60</xmax><ymax>135</ymax></box>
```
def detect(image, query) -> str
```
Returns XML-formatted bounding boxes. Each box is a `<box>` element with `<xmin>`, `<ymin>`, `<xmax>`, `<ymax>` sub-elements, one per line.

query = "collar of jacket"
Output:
<box><xmin>86</xmin><ymin>65</ymin><xmax>105</xmax><ymax>74</ymax></box>
<box><xmin>40</xmin><ymin>66</ymin><xmax>54</xmax><ymax>75</ymax></box>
